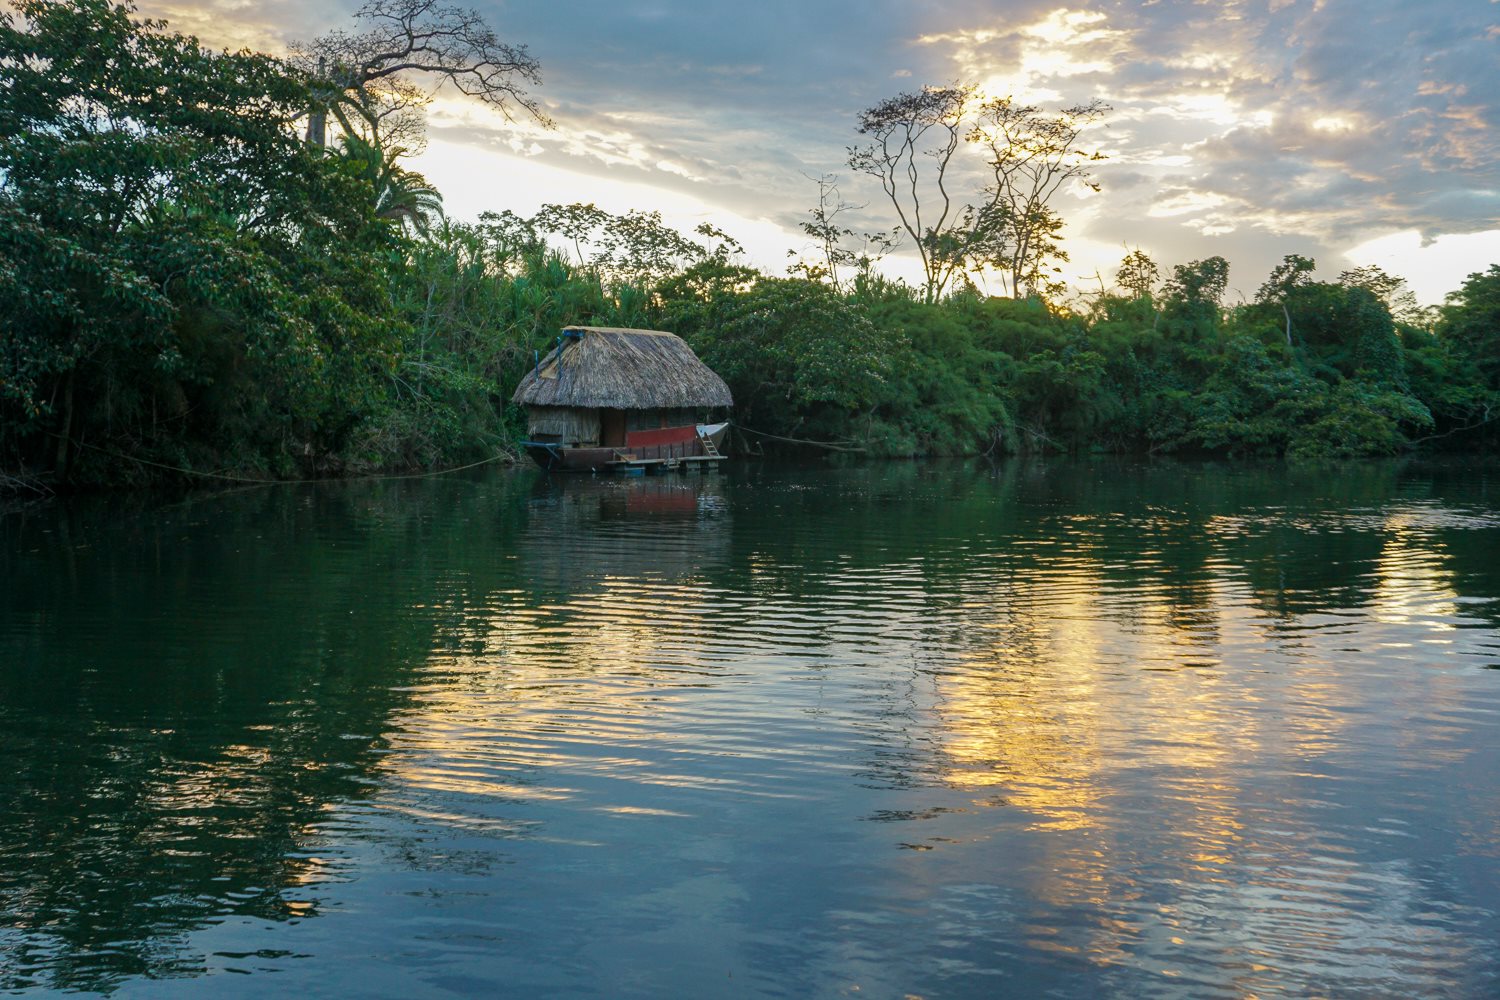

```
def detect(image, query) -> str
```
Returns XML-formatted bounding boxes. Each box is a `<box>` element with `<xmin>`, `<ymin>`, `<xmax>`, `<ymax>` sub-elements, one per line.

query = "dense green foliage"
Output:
<box><xmin>2</xmin><ymin>1</ymin><xmax>1497</xmax><ymax>489</ymax></box>
<box><xmin>0</xmin><ymin>0</ymin><xmax>411</xmax><ymax>483</ymax></box>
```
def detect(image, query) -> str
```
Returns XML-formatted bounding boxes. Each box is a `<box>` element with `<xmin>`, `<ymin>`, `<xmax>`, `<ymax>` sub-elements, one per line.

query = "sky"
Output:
<box><xmin>140</xmin><ymin>0</ymin><xmax>1500</xmax><ymax>305</ymax></box>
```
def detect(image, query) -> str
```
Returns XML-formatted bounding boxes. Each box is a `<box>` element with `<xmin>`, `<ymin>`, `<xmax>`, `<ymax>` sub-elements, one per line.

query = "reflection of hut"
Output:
<box><xmin>512</xmin><ymin>326</ymin><xmax>732</xmax><ymax>472</ymax></box>
<box><xmin>520</xmin><ymin>476</ymin><xmax>732</xmax><ymax>589</ymax></box>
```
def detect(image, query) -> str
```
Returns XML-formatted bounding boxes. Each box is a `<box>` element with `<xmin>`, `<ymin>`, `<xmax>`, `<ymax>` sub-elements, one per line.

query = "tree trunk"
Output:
<box><xmin>53</xmin><ymin>372</ymin><xmax>75</xmax><ymax>481</ymax></box>
<box><xmin>305</xmin><ymin>56</ymin><xmax>328</xmax><ymax>147</ymax></box>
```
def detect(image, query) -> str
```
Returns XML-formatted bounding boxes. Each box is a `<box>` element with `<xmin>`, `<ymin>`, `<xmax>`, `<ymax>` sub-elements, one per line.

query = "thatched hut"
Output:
<box><xmin>512</xmin><ymin>326</ymin><xmax>732</xmax><ymax>471</ymax></box>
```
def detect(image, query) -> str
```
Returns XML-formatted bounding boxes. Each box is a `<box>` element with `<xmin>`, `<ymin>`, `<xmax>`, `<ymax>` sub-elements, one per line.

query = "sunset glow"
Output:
<box><xmin>131</xmin><ymin>0</ymin><xmax>1499</xmax><ymax>300</ymax></box>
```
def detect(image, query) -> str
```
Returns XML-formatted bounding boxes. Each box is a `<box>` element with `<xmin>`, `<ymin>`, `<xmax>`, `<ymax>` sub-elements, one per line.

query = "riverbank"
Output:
<box><xmin>4</xmin><ymin>4</ymin><xmax>1496</xmax><ymax>490</ymax></box>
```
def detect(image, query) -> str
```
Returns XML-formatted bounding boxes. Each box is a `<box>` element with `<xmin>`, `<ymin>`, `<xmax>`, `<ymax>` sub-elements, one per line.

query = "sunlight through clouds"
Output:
<box><xmin>918</xmin><ymin>7</ymin><xmax>1129</xmax><ymax>104</ymax></box>
<box><xmin>129</xmin><ymin>0</ymin><xmax>1500</xmax><ymax>302</ymax></box>
<box><xmin>410</xmin><ymin>136</ymin><xmax>807</xmax><ymax>273</ymax></box>
<box><xmin>1148</xmin><ymin>94</ymin><xmax>1272</xmax><ymax>130</ymax></box>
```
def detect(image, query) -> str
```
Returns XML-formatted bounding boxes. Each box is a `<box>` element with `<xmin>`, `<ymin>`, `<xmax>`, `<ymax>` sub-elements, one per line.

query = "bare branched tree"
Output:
<box><xmin>970</xmin><ymin>97</ymin><xmax>1109</xmax><ymax>299</ymax></box>
<box><xmin>848</xmin><ymin>84</ymin><xmax>1006</xmax><ymax>304</ymax></box>
<box><xmin>849</xmin><ymin>85</ymin><xmax>1108</xmax><ymax>303</ymax></box>
<box><xmin>786</xmin><ymin>173</ymin><xmax>898</xmax><ymax>292</ymax></box>
<box><xmin>295</xmin><ymin>0</ymin><xmax>550</xmax><ymax>151</ymax></box>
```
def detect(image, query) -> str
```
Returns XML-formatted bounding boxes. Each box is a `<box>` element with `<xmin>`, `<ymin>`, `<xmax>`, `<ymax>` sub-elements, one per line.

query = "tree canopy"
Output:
<box><xmin>2</xmin><ymin>1</ymin><xmax>1497</xmax><ymax>492</ymax></box>
<box><xmin>294</xmin><ymin>0</ymin><xmax>548</xmax><ymax>150</ymax></box>
<box><xmin>848</xmin><ymin>84</ymin><xmax>1109</xmax><ymax>303</ymax></box>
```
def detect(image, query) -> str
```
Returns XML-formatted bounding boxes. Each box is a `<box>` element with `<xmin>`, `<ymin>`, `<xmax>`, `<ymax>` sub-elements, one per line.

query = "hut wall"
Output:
<box><xmin>625</xmin><ymin>408</ymin><xmax>697</xmax><ymax>432</ymax></box>
<box><xmin>527</xmin><ymin>406</ymin><xmax>600</xmax><ymax>445</ymax></box>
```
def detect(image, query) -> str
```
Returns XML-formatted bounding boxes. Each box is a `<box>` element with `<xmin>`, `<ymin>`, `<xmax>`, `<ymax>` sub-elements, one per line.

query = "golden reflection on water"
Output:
<box><xmin>923</xmin><ymin>501</ymin><xmax>1500</xmax><ymax>986</ymax></box>
<box><xmin>1371</xmin><ymin>510</ymin><xmax>1463</xmax><ymax>626</ymax></box>
<box><xmin>8</xmin><ymin>464</ymin><xmax>1500</xmax><ymax>997</ymax></box>
<box><xmin>390</xmin><ymin>568</ymin><xmax>757</xmax><ymax>818</ymax></box>
<box><xmin>359</xmin><ymin>474</ymin><xmax>1500</xmax><ymax>994</ymax></box>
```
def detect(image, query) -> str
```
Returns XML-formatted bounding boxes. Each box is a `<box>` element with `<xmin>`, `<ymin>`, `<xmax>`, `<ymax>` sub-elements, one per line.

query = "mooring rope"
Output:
<box><xmin>731</xmin><ymin>424</ymin><xmax>868</xmax><ymax>453</ymax></box>
<box><xmin>49</xmin><ymin>433</ymin><xmax>515</xmax><ymax>485</ymax></box>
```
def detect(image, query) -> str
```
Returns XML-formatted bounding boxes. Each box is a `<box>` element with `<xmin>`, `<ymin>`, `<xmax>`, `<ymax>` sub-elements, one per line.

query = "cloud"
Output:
<box><xmin>129</xmin><ymin>0</ymin><xmax>1500</xmax><ymax>300</ymax></box>
<box><xmin>901</xmin><ymin>1</ymin><xmax>1498</xmax><ymax>293</ymax></box>
<box><xmin>131</xmin><ymin>0</ymin><xmax>329</xmax><ymax>53</ymax></box>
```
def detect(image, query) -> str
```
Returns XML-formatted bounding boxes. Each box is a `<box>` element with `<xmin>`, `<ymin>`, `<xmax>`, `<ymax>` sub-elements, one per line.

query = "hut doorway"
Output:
<box><xmin>600</xmin><ymin>409</ymin><xmax>627</xmax><ymax>447</ymax></box>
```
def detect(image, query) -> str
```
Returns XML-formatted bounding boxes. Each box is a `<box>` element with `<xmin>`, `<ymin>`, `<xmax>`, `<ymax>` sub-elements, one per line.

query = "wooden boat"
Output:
<box><xmin>696</xmin><ymin>422</ymin><xmax>730</xmax><ymax>451</ymax></box>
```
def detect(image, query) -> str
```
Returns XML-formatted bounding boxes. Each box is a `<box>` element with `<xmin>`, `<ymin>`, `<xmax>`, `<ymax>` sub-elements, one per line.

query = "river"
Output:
<box><xmin>3</xmin><ymin>459</ymin><xmax>1498</xmax><ymax>997</ymax></box>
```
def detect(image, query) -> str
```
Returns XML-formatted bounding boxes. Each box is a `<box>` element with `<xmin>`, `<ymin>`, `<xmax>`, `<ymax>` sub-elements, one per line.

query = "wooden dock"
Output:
<box><xmin>605</xmin><ymin>453</ymin><xmax>726</xmax><ymax>474</ymax></box>
<box><xmin>521</xmin><ymin>424</ymin><xmax>727</xmax><ymax>474</ymax></box>
<box><xmin>604</xmin><ymin>430</ymin><xmax>724</xmax><ymax>474</ymax></box>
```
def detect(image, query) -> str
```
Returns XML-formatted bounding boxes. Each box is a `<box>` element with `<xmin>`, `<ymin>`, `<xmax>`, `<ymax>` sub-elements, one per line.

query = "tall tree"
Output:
<box><xmin>1255</xmin><ymin>253</ymin><xmax>1317</xmax><ymax>304</ymax></box>
<box><xmin>1338</xmin><ymin>265</ymin><xmax>1422</xmax><ymax>325</ymax></box>
<box><xmin>849</xmin><ymin>85</ymin><xmax>1107</xmax><ymax>303</ymax></box>
<box><xmin>848</xmin><ymin>85</ymin><xmax>1004</xmax><ymax>304</ymax></box>
<box><xmin>1440</xmin><ymin>265</ymin><xmax>1500</xmax><ymax>390</ymax></box>
<box><xmin>1115</xmin><ymin>249</ymin><xmax>1160</xmax><ymax>301</ymax></box>
<box><xmin>1166</xmin><ymin>257</ymin><xmax>1230</xmax><ymax>306</ymax></box>
<box><xmin>0</xmin><ymin>0</ymin><xmax>396</xmax><ymax>482</ymax></box>
<box><xmin>970</xmin><ymin>96</ymin><xmax>1109</xmax><ymax>299</ymax></box>
<box><xmin>1256</xmin><ymin>253</ymin><xmax>1317</xmax><ymax>346</ymax></box>
<box><xmin>1161</xmin><ymin>256</ymin><xmax>1230</xmax><ymax>339</ymax></box>
<box><xmin>295</xmin><ymin>0</ymin><xmax>549</xmax><ymax>151</ymax></box>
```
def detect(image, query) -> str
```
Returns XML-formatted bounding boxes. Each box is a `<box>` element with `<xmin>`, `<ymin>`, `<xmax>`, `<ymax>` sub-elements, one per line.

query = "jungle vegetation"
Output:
<box><xmin>2</xmin><ymin>0</ymin><xmax>1497</xmax><ymax>489</ymax></box>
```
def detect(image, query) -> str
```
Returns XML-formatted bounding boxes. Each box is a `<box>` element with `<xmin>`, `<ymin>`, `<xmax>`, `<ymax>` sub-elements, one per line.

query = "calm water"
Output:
<box><xmin>3</xmin><ymin>460</ymin><xmax>1500</xmax><ymax>998</ymax></box>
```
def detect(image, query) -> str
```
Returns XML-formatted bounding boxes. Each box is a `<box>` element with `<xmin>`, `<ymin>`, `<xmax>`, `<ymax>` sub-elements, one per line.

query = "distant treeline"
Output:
<box><xmin>2</xmin><ymin>1</ymin><xmax>1498</xmax><ymax>490</ymax></box>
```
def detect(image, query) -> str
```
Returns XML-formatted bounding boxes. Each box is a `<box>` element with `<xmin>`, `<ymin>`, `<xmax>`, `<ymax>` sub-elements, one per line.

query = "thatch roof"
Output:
<box><xmin>511</xmin><ymin>326</ymin><xmax>733</xmax><ymax>410</ymax></box>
